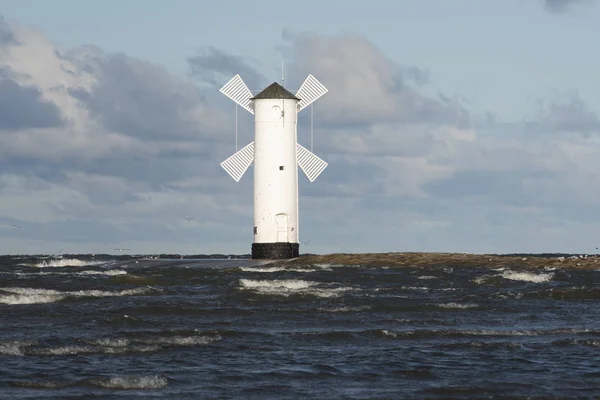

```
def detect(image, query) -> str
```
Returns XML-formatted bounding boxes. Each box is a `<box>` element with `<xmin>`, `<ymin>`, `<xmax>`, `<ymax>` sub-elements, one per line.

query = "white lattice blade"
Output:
<box><xmin>296</xmin><ymin>74</ymin><xmax>328</xmax><ymax>112</ymax></box>
<box><xmin>221</xmin><ymin>142</ymin><xmax>254</xmax><ymax>182</ymax></box>
<box><xmin>220</xmin><ymin>74</ymin><xmax>254</xmax><ymax>114</ymax></box>
<box><xmin>296</xmin><ymin>143</ymin><xmax>328</xmax><ymax>182</ymax></box>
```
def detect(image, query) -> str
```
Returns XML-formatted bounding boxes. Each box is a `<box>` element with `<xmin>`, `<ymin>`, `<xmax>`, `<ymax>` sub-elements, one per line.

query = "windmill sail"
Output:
<box><xmin>220</xmin><ymin>74</ymin><xmax>254</xmax><ymax>114</ymax></box>
<box><xmin>221</xmin><ymin>141</ymin><xmax>254</xmax><ymax>182</ymax></box>
<box><xmin>296</xmin><ymin>143</ymin><xmax>328</xmax><ymax>182</ymax></box>
<box><xmin>296</xmin><ymin>74</ymin><xmax>328</xmax><ymax>112</ymax></box>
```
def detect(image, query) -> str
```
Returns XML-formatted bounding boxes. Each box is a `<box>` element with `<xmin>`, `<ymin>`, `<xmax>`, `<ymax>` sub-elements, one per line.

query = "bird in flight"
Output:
<box><xmin>12</xmin><ymin>224</ymin><xmax>22</xmax><ymax>229</ymax></box>
<box><xmin>185</xmin><ymin>217</ymin><xmax>194</xmax><ymax>221</ymax></box>
<box><xmin>114</xmin><ymin>248</ymin><xmax>130</xmax><ymax>252</ymax></box>
<box><xmin>302</xmin><ymin>240</ymin><xmax>311</xmax><ymax>246</ymax></box>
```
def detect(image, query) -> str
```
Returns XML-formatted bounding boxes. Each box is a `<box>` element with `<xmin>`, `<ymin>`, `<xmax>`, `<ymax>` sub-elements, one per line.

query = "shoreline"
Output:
<box><xmin>275</xmin><ymin>252</ymin><xmax>600</xmax><ymax>269</ymax></box>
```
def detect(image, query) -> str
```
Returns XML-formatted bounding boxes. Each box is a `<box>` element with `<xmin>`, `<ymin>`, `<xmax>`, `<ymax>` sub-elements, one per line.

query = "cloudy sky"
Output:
<box><xmin>1</xmin><ymin>0</ymin><xmax>599</xmax><ymax>255</ymax></box>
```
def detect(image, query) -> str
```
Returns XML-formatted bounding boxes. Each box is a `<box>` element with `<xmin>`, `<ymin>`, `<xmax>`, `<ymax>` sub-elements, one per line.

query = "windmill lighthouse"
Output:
<box><xmin>219</xmin><ymin>72</ymin><xmax>329</xmax><ymax>259</ymax></box>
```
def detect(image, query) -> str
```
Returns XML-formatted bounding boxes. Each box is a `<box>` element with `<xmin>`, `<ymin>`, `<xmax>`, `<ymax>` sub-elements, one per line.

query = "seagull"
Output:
<box><xmin>114</xmin><ymin>248</ymin><xmax>130</xmax><ymax>252</ymax></box>
<box><xmin>302</xmin><ymin>240</ymin><xmax>311</xmax><ymax>246</ymax></box>
<box><xmin>185</xmin><ymin>217</ymin><xmax>194</xmax><ymax>222</ymax></box>
<box><xmin>12</xmin><ymin>224</ymin><xmax>21</xmax><ymax>229</ymax></box>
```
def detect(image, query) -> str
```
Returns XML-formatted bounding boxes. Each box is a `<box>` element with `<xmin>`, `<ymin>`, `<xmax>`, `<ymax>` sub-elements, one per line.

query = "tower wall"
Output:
<box><xmin>252</xmin><ymin>97</ymin><xmax>299</xmax><ymax>259</ymax></box>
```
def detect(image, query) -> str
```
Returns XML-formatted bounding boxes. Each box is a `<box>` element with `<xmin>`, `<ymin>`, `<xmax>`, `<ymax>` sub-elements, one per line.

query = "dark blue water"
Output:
<box><xmin>1</xmin><ymin>255</ymin><xmax>600</xmax><ymax>399</ymax></box>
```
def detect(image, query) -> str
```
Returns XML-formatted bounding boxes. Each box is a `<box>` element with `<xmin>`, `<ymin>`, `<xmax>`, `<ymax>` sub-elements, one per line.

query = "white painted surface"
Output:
<box><xmin>253</xmin><ymin>97</ymin><xmax>299</xmax><ymax>244</ymax></box>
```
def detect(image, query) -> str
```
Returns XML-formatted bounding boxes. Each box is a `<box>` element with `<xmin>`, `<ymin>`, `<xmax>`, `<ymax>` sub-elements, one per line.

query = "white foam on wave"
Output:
<box><xmin>0</xmin><ymin>286</ymin><xmax>150</xmax><ymax>305</ymax></box>
<box><xmin>21</xmin><ymin>334</ymin><xmax>221</xmax><ymax>357</ymax></box>
<box><xmin>0</xmin><ymin>341</ymin><xmax>31</xmax><ymax>356</ymax></box>
<box><xmin>0</xmin><ymin>288</ymin><xmax>63</xmax><ymax>305</ymax></box>
<box><xmin>90</xmin><ymin>333</ymin><xmax>221</xmax><ymax>350</ymax></box>
<box><xmin>474</xmin><ymin>270</ymin><xmax>554</xmax><ymax>284</ymax></box>
<box><xmin>143</xmin><ymin>335</ymin><xmax>221</xmax><ymax>346</ymax></box>
<box><xmin>90</xmin><ymin>375</ymin><xmax>168</xmax><ymax>390</ymax></box>
<box><xmin>501</xmin><ymin>270</ymin><xmax>554</xmax><ymax>283</ymax></box>
<box><xmin>317</xmin><ymin>305</ymin><xmax>371</xmax><ymax>312</ymax></box>
<box><xmin>239</xmin><ymin>266</ymin><xmax>317</xmax><ymax>273</ymax></box>
<box><xmin>238</xmin><ymin>278</ymin><xmax>354</xmax><ymax>298</ymax></box>
<box><xmin>381</xmin><ymin>327</ymin><xmax>596</xmax><ymax>338</ymax></box>
<box><xmin>312</xmin><ymin>263</ymin><xmax>348</xmax><ymax>271</ymax></box>
<box><xmin>33</xmin><ymin>258</ymin><xmax>107</xmax><ymax>268</ymax></box>
<box><xmin>94</xmin><ymin>338</ymin><xmax>129</xmax><ymax>348</ymax></box>
<box><xmin>10</xmin><ymin>269</ymin><xmax>127</xmax><ymax>277</ymax></box>
<box><xmin>401</xmin><ymin>286</ymin><xmax>456</xmax><ymax>291</ymax></box>
<box><xmin>436</xmin><ymin>302</ymin><xmax>479</xmax><ymax>309</ymax></box>
<box><xmin>76</xmin><ymin>270</ymin><xmax>127</xmax><ymax>276</ymax></box>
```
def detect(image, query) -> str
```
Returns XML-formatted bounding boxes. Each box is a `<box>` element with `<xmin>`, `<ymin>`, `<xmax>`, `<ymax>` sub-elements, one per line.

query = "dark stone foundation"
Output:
<box><xmin>252</xmin><ymin>242</ymin><xmax>299</xmax><ymax>259</ymax></box>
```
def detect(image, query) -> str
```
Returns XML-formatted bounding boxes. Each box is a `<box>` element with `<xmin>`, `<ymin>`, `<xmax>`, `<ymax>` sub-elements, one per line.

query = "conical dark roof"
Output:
<box><xmin>251</xmin><ymin>82</ymin><xmax>299</xmax><ymax>101</ymax></box>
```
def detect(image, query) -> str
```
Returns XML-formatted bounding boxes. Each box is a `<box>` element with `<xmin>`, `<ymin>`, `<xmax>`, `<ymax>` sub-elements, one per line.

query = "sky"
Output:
<box><xmin>1</xmin><ymin>0</ymin><xmax>600</xmax><ymax>255</ymax></box>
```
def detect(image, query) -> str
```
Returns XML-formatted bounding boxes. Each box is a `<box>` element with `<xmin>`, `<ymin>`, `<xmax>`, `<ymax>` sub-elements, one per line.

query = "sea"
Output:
<box><xmin>1</xmin><ymin>254</ymin><xmax>599</xmax><ymax>399</ymax></box>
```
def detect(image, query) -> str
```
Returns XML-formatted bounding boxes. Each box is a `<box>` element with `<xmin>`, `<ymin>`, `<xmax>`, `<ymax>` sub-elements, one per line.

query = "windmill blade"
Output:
<box><xmin>296</xmin><ymin>143</ymin><xmax>328</xmax><ymax>182</ymax></box>
<box><xmin>296</xmin><ymin>74</ymin><xmax>328</xmax><ymax>112</ymax></box>
<box><xmin>221</xmin><ymin>141</ymin><xmax>255</xmax><ymax>182</ymax></box>
<box><xmin>220</xmin><ymin>74</ymin><xmax>254</xmax><ymax>114</ymax></box>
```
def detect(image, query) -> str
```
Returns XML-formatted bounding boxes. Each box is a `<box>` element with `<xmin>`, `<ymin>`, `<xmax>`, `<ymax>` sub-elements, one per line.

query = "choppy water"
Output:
<box><xmin>1</xmin><ymin>255</ymin><xmax>600</xmax><ymax>399</ymax></box>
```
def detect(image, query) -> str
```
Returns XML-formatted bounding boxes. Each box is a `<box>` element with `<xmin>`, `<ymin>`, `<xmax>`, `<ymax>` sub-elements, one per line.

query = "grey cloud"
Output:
<box><xmin>60</xmin><ymin>44</ymin><xmax>106</xmax><ymax>74</ymax></box>
<box><xmin>69</xmin><ymin>52</ymin><xmax>225</xmax><ymax>140</ymax></box>
<box><xmin>278</xmin><ymin>31</ymin><xmax>469</xmax><ymax>129</ymax></box>
<box><xmin>299</xmin><ymin>155</ymin><xmax>385</xmax><ymax>198</ymax></box>
<box><xmin>543</xmin><ymin>0</ymin><xmax>592</xmax><ymax>13</ymax></box>
<box><xmin>0</xmin><ymin>73</ymin><xmax>64</xmax><ymax>130</ymax></box>
<box><xmin>0</xmin><ymin>20</ymin><xmax>236</xmax><ymax>208</ymax></box>
<box><xmin>399</xmin><ymin>65</ymin><xmax>430</xmax><ymax>87</ymax></box>
<box><xmin>542</xmin><ymin>97</ymin><xmax>600</xmax><ymax>133</ymax></box>
<box><xmin>423</xmin><ymin>169</ymin><xmax>556</xmax><ymax>204</ymax></box>
<box><xmin>0</xmin><ymin>158</ymin><xmax>69</xmax><ymax>189</ymax></box>
<box><xmin>188</xmin><ymin>46</ymin><xmax>266</xmax><ymax>90</ymax></box>
<box><xmin>527</xmin><ymin>96</ymin><xmax>600</xmax><ymax>135</ymax></box>
<box><xmin>0</xmin><ymin>15</ymin><xmax>17</xmax><ymax>47</ymax></box>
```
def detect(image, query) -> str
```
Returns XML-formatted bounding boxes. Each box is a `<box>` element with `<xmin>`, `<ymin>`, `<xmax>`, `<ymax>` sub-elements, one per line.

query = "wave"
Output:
<box><xmin>239</xmin><ymin>266</ymin><xmax>318</xmax><ymax>273</ymax></box>
<box><xmin>260</xmin><ymin>327</ymin><xmax>600</xmax><ymax>341</ymax></box>
<box><xmin>0</xmin><ymin>331</ymin><xmax>221</xmax><ymax>357</ymax></box>
<box><xmin>10</xmin><ymin>374</ymin><xmax>168</xmax><ymax>390</ymax></box>
<box><xmin>317</xmin><ymin>305</ymin><xmax>372</xmax><ymax>312</ymax></box>
<box><xmin>0</xmin><ymin>286</ymin><xmax>152</xmax><ymax>305</ymax></box>
<box><xmin>88</xmin><ymin>375</ymin><xmax>168</xmax><ymax>390</ymax></box>
<box><xmin>501</xmin><ymin>270</ymin><xmax>554</xmax><ymax>283</ymax></box>
<box><xmin>474</xmin><ymin>269</ymin><xmax>554</xmax><ymax>284</ymax></box>
<box><xmin>31</xmin><ymin>258</ymin><xmax>109</xmax><ymax>268</ymax></box>
<box><xmin>7</xmin><ymin>269</ymin><xmax>127</xmax><ymax>277</ymax></box>
<box><xmin>378</xmin><ymin>327</ymin><xmax>599</xmax><ymax>339</ymax></box>
<box><xmin>238</xmin><ymin>278</ymin><xmax>356</xmax><ymax>298</ymax></box>
<box><xmin>435</xmin><ymin>302</ymin><xmax>479</xmax><ymax>309</ymax></box>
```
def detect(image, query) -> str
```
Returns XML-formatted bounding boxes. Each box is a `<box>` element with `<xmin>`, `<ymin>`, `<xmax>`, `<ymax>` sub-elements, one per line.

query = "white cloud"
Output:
<box><xmin>279</xmin><ymin>31</ymin><xmax>469</xmax><ymax>129</ymax></box>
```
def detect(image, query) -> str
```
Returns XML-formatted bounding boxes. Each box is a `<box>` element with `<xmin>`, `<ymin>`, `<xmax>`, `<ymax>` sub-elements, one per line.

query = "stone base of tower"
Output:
<box><xmin>252</xmin><ymin>242</ymin><xmax>299</xmax><ymax>259</ymax></box>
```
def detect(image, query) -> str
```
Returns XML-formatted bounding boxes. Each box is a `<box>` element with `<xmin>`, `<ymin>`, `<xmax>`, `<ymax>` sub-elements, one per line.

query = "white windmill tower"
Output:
<box><xmin>219</xmin><ymin>71</ymin><xmax>328</xmax><ymax>259</ymax></box>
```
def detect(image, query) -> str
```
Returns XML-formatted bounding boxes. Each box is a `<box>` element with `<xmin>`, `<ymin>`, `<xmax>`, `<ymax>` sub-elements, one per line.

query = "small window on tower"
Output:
<box><xmin>279</xmin><ymin>166</ymin><xmax>284</xmax><ymax>171</ymax></box>
<box><xmin>253</xmin><ymin>226</ymin><xmax>257</xmax><ymax>235</ymax></box>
